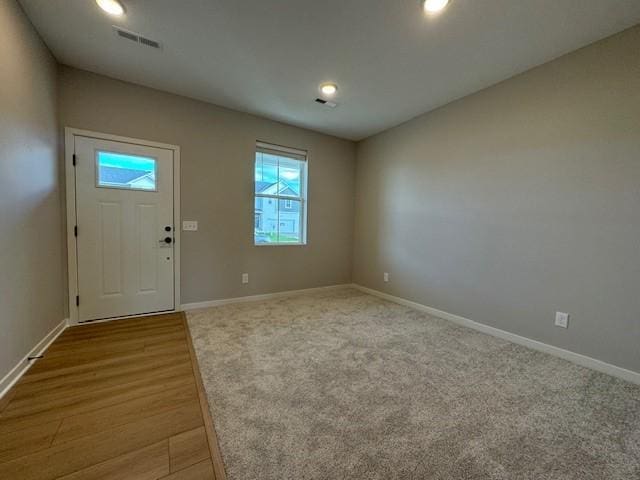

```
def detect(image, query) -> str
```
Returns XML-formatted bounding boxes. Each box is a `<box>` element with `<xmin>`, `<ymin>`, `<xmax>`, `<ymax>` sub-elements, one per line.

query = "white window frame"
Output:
<box><xmin>254</xmin><ymin>141</ymin><xmax>308</xmax><ymax>246</ymax></box>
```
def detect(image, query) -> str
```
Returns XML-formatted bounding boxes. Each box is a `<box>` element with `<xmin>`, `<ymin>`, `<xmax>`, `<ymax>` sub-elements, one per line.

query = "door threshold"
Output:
<box><xmin>76</xmin><ymin>309</ymin><xmax>177</xmax><ymax>326</ymax></box>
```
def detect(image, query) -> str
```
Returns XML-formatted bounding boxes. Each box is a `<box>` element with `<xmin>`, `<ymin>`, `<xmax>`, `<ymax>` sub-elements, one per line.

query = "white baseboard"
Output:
<box><xmin>352</xmin><ymin>284</ymin><xmax>640</xmax><ymax>385</ymax></box>
<box><xmin>181</xmin><ymin>284</ymin><xmax>353</xmax><ymax>311</ymax></box>
<box><xmin>0</xmin><ymin>318</ymin><xmax>68</xmax><ymax>399</ymax></box>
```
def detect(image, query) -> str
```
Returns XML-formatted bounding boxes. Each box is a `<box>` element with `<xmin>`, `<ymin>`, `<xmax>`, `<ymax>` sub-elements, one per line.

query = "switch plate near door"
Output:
<box><xmin>242</xmin><ymin>273</ymin><xmax>249</xmax><ymax>284</ymax></box>
<box><xmin>182</xmin><ymin>220</ymin><xmax>198</xmax><ymax>231</ymax></box>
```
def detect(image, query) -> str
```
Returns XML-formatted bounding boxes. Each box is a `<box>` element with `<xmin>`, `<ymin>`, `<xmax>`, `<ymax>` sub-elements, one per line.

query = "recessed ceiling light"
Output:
<box><xmin>423</xmin><ymin>0</ymin><xmax>450</xmax><ymax>14</ymax></box>
<box><xmin>96</xmin><ymin>0</ymin><xmax>125</xmax><ymax>16</ymax></box>
<box><xmin>320</xmin><ymin>83</ymin><xmax>338</xmax><ymax>96</ymax></box>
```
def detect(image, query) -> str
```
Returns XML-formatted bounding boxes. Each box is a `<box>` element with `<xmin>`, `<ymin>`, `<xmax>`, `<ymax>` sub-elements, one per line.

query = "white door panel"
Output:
<box><xmin>137</xmin><ymin>203</ymin><xmax>159</xmax><ymax>292</ymax></box>
<box><xmin>99</xmin><ymin>201</ymin><xmax>123</xmax><ymax>296</ymax></box>
<box><xmin>75</xmin><ymin>136</ymin><xmax>175</xmax><ymax>321</ymax></box>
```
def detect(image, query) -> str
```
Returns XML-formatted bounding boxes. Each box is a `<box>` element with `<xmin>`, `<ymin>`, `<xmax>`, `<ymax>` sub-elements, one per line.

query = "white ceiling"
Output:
<box><xmin>19</xmin><ymin>0</ymin><xmax>640</xmax><ymax>140</ymax></box>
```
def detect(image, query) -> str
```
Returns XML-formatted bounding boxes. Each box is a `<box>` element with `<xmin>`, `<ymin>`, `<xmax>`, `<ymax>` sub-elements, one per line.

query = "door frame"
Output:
<box><xmin>64</xmin><ymin>127</ymin><xmax>181</xmax><ymax>325</ymax></box>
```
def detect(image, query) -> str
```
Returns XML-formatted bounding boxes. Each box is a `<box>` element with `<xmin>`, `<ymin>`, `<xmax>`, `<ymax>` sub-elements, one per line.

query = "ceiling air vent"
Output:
<box><xmin>139</xmin><ymin>37</ymin><xmax>161</xmax><ymax>49</ymax></box>
<box><xmin>315</xmin><ymin>98</ymin><xmax>337</xmax><ymax>108</ymax></box>
<box><xmin>113</xmin><ymin>26</ymin><xmax>162</xmax><ymax>50</ymax></box>
<box><xmin>116</xmin><ymin>28</ymin><xmax>138</xmax><ymax>42</ymax></box>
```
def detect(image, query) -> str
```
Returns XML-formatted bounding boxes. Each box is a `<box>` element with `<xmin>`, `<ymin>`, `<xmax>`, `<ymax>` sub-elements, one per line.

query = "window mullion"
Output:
<box><xmin>276</xmin><ymin>157</ymin><xmax>281</xmax><ymax>243</ymax></box>
<box><xmin>255</xmin><ymin>193</ymin><xmax>303</xmax><ymax>202</ymax></box>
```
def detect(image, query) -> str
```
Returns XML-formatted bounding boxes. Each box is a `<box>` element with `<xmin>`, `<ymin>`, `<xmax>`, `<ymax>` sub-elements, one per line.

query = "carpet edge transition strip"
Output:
<box><xmin>182</xmin><ymin>313</ymin><xmax>228</xmax><ymax>480</ymax></box>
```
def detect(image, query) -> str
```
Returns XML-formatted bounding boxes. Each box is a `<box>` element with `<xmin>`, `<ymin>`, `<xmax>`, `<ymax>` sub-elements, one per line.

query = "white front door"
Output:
<box><xmin>74</xmin><ymin>135</ymin><xmax>175</xmax><ymax>321</ymax></box>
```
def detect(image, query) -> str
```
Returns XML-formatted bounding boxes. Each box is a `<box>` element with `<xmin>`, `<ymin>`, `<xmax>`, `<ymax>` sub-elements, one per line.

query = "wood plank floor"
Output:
<box><xmin>0</xmin><ymin>313</ymin><xmax>226</xmax><ymax>480</ymax></box>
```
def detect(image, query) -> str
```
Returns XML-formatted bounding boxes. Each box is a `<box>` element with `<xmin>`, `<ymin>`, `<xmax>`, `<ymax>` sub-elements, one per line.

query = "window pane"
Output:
<box><xmin>278</xmin><ymin>157</ymin><xmax>302</xmax><ymax>197</ymax></box>
<box><xmin>254</xmin><ymin>197</ymin><xmax>302</xmax><ymax>244</ymax></box>
<box><xmin>277</xmin><ymin>199</ymin><xmax>301</xmax><ymax>243</ymax></box>
<box><xmin>97</xmin><ymin>151</ymin><xmax>156</xmax><ymax>191</ymax></box>
<box><xmin>254</xmin><ymin>152</ymin><xmax>279</xmax><ymax>194</ymax></box>
<box><xmin>255</xmin><ymin>151</ymin><xmax>303</xmax><ymax>197</ymax></box>
<box><xmin>254</xmin><ymin>196</ymin><xmax>276</xmax><ymax>244</ymax></box>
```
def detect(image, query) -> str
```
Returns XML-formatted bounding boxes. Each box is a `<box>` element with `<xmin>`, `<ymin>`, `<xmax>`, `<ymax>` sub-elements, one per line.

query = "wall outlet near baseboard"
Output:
<box><xmin>242</xmin><ymin>273</ymin><xmax>249</xmax><ymax>284</ymax></box>
<box><xmin>555</xmin><ymin>312</ymin><xmax>569</xmax><ymax>328</ymax></box>
<box><xmin>383</xmin><ymin>272</ymin><xmax>389</xmax><ymax>283</ymax></box>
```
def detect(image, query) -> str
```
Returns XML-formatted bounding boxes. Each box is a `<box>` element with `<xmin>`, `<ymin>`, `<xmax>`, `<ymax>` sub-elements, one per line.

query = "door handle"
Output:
<box><xmin>159</xmin><ymin>236</ymin><xmax>173</xmax><ymax>247</ymax></box>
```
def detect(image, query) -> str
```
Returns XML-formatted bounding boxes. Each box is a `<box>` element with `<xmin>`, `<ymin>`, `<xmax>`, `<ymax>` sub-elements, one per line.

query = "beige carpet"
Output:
<box><xmin>187</xmin><ymin>288</ymin><xmax>640</xmax><ymax>480</ymax></box>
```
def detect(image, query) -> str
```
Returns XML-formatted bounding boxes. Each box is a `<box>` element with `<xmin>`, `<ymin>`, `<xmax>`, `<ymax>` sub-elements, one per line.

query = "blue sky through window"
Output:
<box><xmin>98</xmin><ymin>152</ymin><xmax>156</xmax><ymax>172</ymax></box>
<box><xmin>98</xmin><ymin>151</ymin><xmax>156</xmax><ymax>173</ymax></box>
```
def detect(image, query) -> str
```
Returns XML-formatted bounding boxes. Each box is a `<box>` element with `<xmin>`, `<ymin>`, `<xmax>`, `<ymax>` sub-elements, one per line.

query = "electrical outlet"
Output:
<box><xmin>242</xmin><ymin>273</ymin><xmax>249</xmax><ymax>284</ymax></box>
<box><xmin>555</xmin><ymin>312</ymin><xmax>569</xmax><ymax>329</ymax></box>
<box><xmin>182</xmin><ymin>220</ymin><xmax>198</xmax><ymax>231</ymax></box>
<box><xmin>384</xmin><ymin>272</ymin><xmax>389</xmax><ymax>283</ymax></box>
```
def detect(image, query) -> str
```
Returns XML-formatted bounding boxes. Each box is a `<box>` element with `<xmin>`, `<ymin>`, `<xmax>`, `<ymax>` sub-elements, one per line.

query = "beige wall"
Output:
<box><xmin>0</xmin><ymin>1</ymin><xmax>63</xmax><ymax>380</ymax></box>
<box><xmin>354</xmin><ymin>26</ymin><xmax>640</xmax><ymax>372</ymax></box>
<box><xmin>59</xmin><ymin>66</ymin><xmax>356</xmax><ymax>305</ymax></box>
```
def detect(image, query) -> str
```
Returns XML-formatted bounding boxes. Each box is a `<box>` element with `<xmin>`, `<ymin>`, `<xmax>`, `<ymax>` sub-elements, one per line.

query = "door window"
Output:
<box><xmin>97</xmin><ymin>151</ymin><xmax>157</xmax><ymax>191</ymax></box>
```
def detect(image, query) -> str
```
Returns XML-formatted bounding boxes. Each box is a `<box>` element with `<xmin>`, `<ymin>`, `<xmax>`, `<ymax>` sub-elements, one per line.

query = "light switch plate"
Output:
<box><xmin>182</xmin><ymin>220</ymin><xmax>198</xmax><ymax>231</ymax></box>
<box><xmin>242</xmin><ymin>273</ymin><xmax>249</xmax><ymax>284</ymax></box>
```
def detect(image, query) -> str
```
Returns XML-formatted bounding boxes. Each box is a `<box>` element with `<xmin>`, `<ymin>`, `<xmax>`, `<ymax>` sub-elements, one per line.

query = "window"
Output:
<box><xmin>97</xmin><ymin>151</ymin><xmax>157</xmax><ymax>191</ymax></box>
<box><xmin>254</xmin><ymin>142</ymin><xmax>307</xmax><ymax>245</ymax></box>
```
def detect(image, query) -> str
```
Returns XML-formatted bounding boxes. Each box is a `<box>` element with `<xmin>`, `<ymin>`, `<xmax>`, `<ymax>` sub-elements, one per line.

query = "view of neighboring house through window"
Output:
<box><xmin>254</xmin><ymin>142</ymin><xmax>307</xmax><ymax>245</ymax></box>
<box><xmin>96</xmin><ymin>151</ymin><xmax>157</xmax><ymax>191</ymax></box>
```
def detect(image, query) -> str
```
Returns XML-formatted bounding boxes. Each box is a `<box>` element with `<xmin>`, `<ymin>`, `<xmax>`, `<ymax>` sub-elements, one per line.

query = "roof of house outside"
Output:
<box><xmin>255</xmin><ymin>181</ymin><xmax>273</xmax><ymax>193</ymax></box>
<box><xmin>99</xmin><ymin>166</ymin><xmax>152</xmax><ymax>184</ymax></box>
<box><xmin>256</xmin><ymin>180</ymin><xmax>299</xmax><ymax>196</ymax></box>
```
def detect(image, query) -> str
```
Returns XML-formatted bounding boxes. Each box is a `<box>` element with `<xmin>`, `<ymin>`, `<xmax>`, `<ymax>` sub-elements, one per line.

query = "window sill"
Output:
<box><xmin>254</xmin><ymin>243</ymin><xmax>307</xmax><ymax>247</ymax></box>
